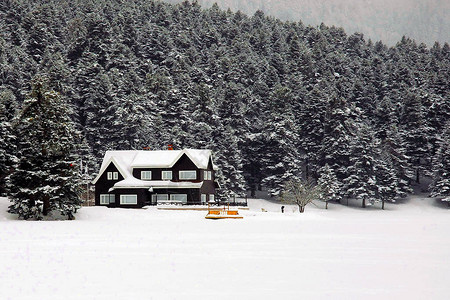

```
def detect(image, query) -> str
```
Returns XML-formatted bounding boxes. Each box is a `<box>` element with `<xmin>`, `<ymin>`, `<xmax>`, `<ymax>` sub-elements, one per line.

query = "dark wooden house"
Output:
<box><xmin>92</xmin><ymin>149</ymin><xmax>217</xmax><ymax>208</ymax></box>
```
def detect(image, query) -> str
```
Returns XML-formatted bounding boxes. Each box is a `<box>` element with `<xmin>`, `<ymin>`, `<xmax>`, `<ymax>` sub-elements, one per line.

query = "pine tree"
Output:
<box><xmin>8</xmin><ymin>77</ymin><xmax>82</xmax><ymax>220</ymax></box>
<box><xmin>343</xmin><ymin>122</ymin><xmax>379</xmax><ymax>208</ymax></box>
<box><xmin>430</xmin><ymin>123</ymin><xmax>450</xmax><ymax>205</ymax></box>
<box><xmin>261</xmin><ymin>86</ymin><xmax>302</xmax><ymax>196</ymax></box>
<box><xmin>317</xmin><ymin>164</ymin><xmax>340</xmax><ymax>209</ymax></box>
<box><xmin>0</xmin><ymin>89</ymin><xmax>18</xmax><ymax>195</ymax></box>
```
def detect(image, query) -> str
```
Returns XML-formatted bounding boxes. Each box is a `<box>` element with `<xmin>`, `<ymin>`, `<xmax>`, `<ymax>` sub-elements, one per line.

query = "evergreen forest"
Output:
<box><xmin>1</xmin><ymin>0</ymin><xmax>449</xmax><ymax>206</ymax></box>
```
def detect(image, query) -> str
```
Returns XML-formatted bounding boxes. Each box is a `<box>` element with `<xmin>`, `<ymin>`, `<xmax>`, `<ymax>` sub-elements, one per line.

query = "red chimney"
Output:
<box><xmin>168</xmin><ymin>144</ymin><xmax>173</xmax><ymax>150</ymax></box>
<box><xmin>143</xmin><ymin>146</ymin><xmax>151</xmax><ymax>150</ymax></box>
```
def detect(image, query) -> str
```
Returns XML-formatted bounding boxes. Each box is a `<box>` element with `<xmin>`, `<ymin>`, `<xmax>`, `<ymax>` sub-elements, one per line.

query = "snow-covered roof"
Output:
<box><xmin>110</xmin><ymin>179</ymin><xmax>204</xmax><ymax>191</ymax></box>
<box><xmin>92</xmin><ymin>149</ymin><xmax>215</xmax><ymax>184</ymax></box>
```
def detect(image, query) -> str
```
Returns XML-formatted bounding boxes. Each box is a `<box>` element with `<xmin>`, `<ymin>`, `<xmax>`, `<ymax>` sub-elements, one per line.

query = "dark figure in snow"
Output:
<box><xmin>281</xmin><ymin>206</ymin><xmax>285</xmax><ymax>213</ymax></box>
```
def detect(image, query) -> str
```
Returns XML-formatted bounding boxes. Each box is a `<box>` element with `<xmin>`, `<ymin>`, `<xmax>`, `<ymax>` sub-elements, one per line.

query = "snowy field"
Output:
<box><xmin>1</xmin><ymin>196</ymin><xmax>449</xmax><ymax>300</ymax></box>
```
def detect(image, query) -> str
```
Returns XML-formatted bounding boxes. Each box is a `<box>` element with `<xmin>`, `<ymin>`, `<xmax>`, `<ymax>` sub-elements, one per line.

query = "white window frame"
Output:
<box><xmin>201</xmin><ymin>194</ymin><xmax>206</xmax><ymax>204</ymax></box>
<box><xmin>170</xmin><ymin>194</ymin><xmax>188</xmax><ymax>203</ymax></box>
<box><xmin>100</xmin><ymin>194</ymin><xmax>115</xmax><ymax>205</ymax></box>
<box><xmin>141</xmin><ymin>171</ymin><xmax>152</xmax><ymax>180</ymax></box>
<box><xmin>107</xmin><ymin>172</ymin><xmax>118</xmax><ymax>180</ymax></box>
<box><xmin>179</xmin><ymin>170</ymin><xmax>197</xmax><ymax>180</ymax></box>
<box><xmin>204</xmin><ymin>171</ymin><xmax>212</xmax><ymax>180</ymax></box>
<box><xmin>153</xmin><ymin>194</ymin><xmax>169</xmax><ymax>203</ymax></box>
<box><xmin>120</xmin><ymin>194</ymin><xmax>137</xmax><ymax>205</ymax></box>
<box><xmin>162</xmin><ymin>170</ymin><xmax>173</xmax><ymax>180</ymax></box>
<box><xmin>209</xmin><ymin>194</ymin><xmax>215</xmax><ymax>203</ymax></box>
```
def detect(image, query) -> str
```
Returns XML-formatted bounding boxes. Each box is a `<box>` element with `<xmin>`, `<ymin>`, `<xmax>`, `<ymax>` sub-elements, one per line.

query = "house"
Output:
<box><xmin>92</xmin><ymin>149</ymin><xmax>217</xmax><ymax>208</ymax></box>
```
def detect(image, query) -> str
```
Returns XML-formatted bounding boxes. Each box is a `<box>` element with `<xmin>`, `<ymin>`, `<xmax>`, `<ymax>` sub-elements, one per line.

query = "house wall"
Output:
<box><xmin>94</xmin><ymin>162</ymin><xmax>124</xmax><ymax>206</ymax></box>
<box><xmin>200</xmin><ymin>158</ymin><xmax>216</xmax><ymax>199</ymax></box>
<box><xmin>112</xmin><ymin>188</ymin><xmax>149</xmax><ymax>208</ymax></box>
<box><xmin>152</xmin><ymin>188</ymin><xmax>200</xmax><ymax>204</ymax></box>
<box><xmin>95</xmin><ymin>152</ymin><xmax>217</xmax><ymax>208</ymax></box>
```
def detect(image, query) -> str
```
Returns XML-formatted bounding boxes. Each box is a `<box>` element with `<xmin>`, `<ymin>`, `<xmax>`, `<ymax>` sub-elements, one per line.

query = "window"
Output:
<box><xmin>201</xmin><ymin>194</ymin><xmax>206</xmax><ymax>204</ymax></box>
<box><xmin>162</xmin><ymin>171</ymin><xmax>172</xmax><ymax>180</ymax></box>
<box><xmin>153</xmin><ymin>194</ymin><xmax>169</xmax><ymax>203</ymax></box>
<box><xmin>100</xmin><ymin>194</ymin><xmax>115</xmax><ymax>205</ymax></box>
<box><xmin>170</xmin><ymin>194</ymin><xmax>188</xmax><ymax>203</ymax></box>
<box><xmin>179</xmin><ymin>170</ymin><xmax>197</xmax><ymax>180</ymax></box>
<box><xmin>107</xmin><ymin>172</ymin><xmax>118</xmax><ymax>180</ymax></box>
<box><xmin>204</xmin><ymin>171</ymin><xmax>212</xmax><ymax>180</ymax></box>
<box><xmin>120</xmin><ymin>194</ymin><xmax>137</xmax><ymax>205</ymax></box>
<box><xmin>209</xmin><ymin>194</ymin><xmax>215</xmax><ymax>203</ymax></box>
<box><xmin>141</xmin><ymin>171</ymin><xmax>152</xmax><ymax>180</ymax></box>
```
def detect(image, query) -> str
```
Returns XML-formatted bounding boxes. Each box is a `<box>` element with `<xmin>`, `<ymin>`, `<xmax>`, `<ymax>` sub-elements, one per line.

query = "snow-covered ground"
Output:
<box><xmin>1</xmin><ymin>195</ymin><xmax>449</xmax><ymax>300</ymax></box>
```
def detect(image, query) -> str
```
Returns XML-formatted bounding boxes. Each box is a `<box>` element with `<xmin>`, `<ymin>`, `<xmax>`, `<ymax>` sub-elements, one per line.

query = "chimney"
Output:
<box><xmin>143</xmin><ymin>146</ymin><xmax>151</xmax><ymax>151</ymax></box>
<box><xmin>168</xmin><ymin>144</ymin><xmax>173</xmax><ymax>150</ymax></box>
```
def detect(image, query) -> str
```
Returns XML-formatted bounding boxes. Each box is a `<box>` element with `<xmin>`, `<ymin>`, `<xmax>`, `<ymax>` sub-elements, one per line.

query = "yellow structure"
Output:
<box><xmin>205</xmin><ymin>204</ymin><xmax>243</xmax><ymax>219</ymax></box>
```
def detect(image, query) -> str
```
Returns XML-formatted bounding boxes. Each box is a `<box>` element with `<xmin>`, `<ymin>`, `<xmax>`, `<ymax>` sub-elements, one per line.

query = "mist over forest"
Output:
<box><xmin>165</xmin><ymin>0</ymin><xmax>450</xmax><ymax>47</ymax></box>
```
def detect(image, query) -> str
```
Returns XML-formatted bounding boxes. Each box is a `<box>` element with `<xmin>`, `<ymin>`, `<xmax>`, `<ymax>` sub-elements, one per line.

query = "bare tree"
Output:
<box><xmin>280</xmin><ymin>179</ymin><xmax>322</xmax><ymax>213</ymax></box>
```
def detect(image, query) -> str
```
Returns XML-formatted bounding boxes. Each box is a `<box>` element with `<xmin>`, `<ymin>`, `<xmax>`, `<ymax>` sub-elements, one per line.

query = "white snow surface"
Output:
<box><xmin>1</xmin><ymin>196</ymin><xmax>449</xmax><ymax>299</ymax></box>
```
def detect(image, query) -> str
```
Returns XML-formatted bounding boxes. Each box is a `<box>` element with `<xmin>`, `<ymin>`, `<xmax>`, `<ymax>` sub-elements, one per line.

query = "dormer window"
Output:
<box><xmin>162</xmin><ymin>171</ymin><xmax>173</xmax><ymax>180</ymax></box>
<box><xmin>141</xmin><ymin>171</ymin><xmax>152</xmax><ymax>180</ymax></box>
<box><xmin>179</xmin><ymin>170</ymin><xmax>196</xmax><ymax>180</ymax></box>
<box><xmin>107</xmin><ymin>172</ymin><xmax>118</xmax><ymax>180</ymax></box>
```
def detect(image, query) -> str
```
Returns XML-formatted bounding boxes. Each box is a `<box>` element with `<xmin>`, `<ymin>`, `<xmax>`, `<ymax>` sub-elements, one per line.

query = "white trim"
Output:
<box><xmin>162</xmin><ymin>170</ymin><xmax>172</xmax><ymax>180</ymax></box>
<box><xmin>154</xmin><ymin>194</ymin><xmax>169</xmax><ymax>203</ymax></box>
<box><xmin>201</xmin><ymin>194</ymin><xmax>206</xmax><ymax>203</ymax></box>
<box><xmin>204</xmin><ymin>170</ymin><xmax>212</xmax><ymax>180</ymax></box>
<box><xmin>113</xmin><ymin>172</ymin><xmax>118</xmax><ymax>180</ymax></box>
<box><xmin>141</xmin><ymin>171</ymin><xmax>152</xmax><ymax>180</ymax></box>
<box><xmin>170</xmin><ymin>194</ymin><xmax>188</xmax><ymax>203</ymax></box>
<box><xmin>167</xmin><ymin>149</ymin><xmax>211</xmax><ymax>169</ymax></box>
<box><xmin>92</xmin><ymin>157</ymin><xmax>129</xmax><ymax>184</ymax></box>
<box><xmin>100</xmin><ymin>194</ymin><xmax>115</xmax><ymax>205</ymax></box>
<box><xmin>120</xmin><ymin>194</ymin><xmax>137</xmax><ymax>205</ymax></box>
<box><xmin>107</xmin><ymin>172</ymin><xmax>112</xmax><ymax>180</ymax></box>
<box><xmin>179</xmin><ymin>170</ymin><xmax>197</xmax><ymax>180</ymax></box>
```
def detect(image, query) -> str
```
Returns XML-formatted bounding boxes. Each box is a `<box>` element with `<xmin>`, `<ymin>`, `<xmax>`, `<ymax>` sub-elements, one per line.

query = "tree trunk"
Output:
<box><xmin>250</xmin><ymin>183</ymin><xmax>256</xmax><ymax>197</ymax></box>
<box><xmin>362</xmin><ymin>197</ymin><xmax>366</xmax><ymax>208</ymax></box>
<box><xmin>299</xmin><ymin>205</ymin><xmax>305</xmax><ymax>213</ymax></box>
<box><xmin>326</xmin><ymin>201</ymin><xmax>328</xmax><ymax>209</ymax></box>
<box><xmin>43</xmin><ymin>195</ymin><xmax>50</xmax><ymax>216</ymax></box>
<box><xmin>416</xmin><ymin>168</ymin><xmax>420</xmax><ymax>184</ymax></box>
<box><xmin>382</xmin><ymin>199</ymin><xmax>385</xmax><ymax>210</ymax></box>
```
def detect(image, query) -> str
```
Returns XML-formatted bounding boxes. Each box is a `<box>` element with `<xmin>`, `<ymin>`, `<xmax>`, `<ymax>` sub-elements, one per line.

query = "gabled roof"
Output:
<box><xmin>92</xmin><ymin>149</ymin><xmax>216</xmax><ymax>184</ymax></box>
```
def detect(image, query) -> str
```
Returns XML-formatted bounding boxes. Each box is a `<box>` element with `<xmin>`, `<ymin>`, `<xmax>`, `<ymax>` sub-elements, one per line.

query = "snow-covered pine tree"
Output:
<box><xmin>0</xmin><ymin>89</ymin><xmax>18</xmax><ymax>195</ymax></box>
<box><xmin>317</xmin><ymin>164</ymin><xmax>340</xmax><ymax>209</ymax></box>
<box><xmin>343</xmin><ymin>122</ymin><xmax>379</xmax><ymax>208</ymax></box>
<box><xmin>399</xmin><ymin>90</ymin><xmax>432</xmax><ymax>184</ymax></box>
<box><xmin>261</xmin><ymin>86</ymin><xmax>302</xmax><ymax>197</ymax></box>
<box><xmin>8</xmin><ymin>76</ymin><xmax>82</xmax><ymax>220</ymax></box>
<box><xmin>374</xmin><ymin>150</ymin><xmax>399</xmax><ymax>210</ymax></box>
<box><xmin>430</xmin><ymin>123</ymin><xmax>450</xmax><ymax>205</ymax></box>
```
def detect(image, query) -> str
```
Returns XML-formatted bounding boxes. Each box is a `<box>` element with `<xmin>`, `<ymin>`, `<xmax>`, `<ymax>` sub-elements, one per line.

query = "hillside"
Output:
<box><xmin>166</xmin><ymin>0</ymin><xmax>450</xmax><ymax>47</ymax></box>
<box><xmin>1</xmin><ymin>0</ymin><xmax>450</xmax><ymax>204</ymax></box>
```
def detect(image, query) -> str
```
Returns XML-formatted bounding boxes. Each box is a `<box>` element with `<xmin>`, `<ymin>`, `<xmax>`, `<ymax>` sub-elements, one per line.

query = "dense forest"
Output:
<box><xmin>0</xmin><ymin>0</ymin><xmax>449</xmax><ymax>205</ymax></box>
